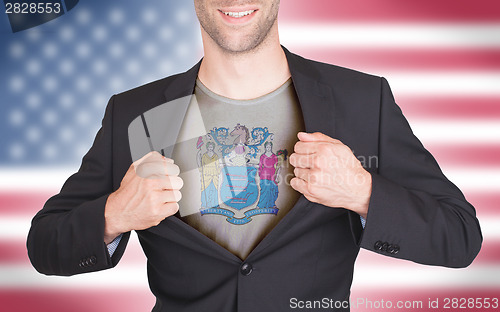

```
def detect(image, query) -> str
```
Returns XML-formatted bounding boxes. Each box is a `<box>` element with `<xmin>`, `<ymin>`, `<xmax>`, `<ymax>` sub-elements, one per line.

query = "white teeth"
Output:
<box><xmin>222</xmin><ymin>10</ymin><xmax>255</xmax><ymax>18</ymax></box>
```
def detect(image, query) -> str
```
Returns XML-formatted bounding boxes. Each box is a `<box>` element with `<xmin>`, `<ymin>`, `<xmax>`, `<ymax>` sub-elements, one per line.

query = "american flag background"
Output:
<box><xmin>0</xmin><ymin>0</ymin><xmax>499</xmax><ymax>311</ymax></box>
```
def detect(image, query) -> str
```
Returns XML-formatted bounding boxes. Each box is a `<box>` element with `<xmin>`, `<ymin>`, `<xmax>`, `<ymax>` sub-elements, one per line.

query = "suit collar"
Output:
<box><xmin>282</xmin><ymin>46</ymin><xmax>336</xmax><ymax>136</ymax></box>
<box><xmin>163</xmin><ymin>59</ymin><xmax>202</xmax><ymax>103</ymax></box>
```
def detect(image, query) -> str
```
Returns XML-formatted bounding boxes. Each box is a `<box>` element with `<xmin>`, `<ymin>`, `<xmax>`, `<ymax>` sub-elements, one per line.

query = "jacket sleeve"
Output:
<box><xmin>356</xmin><ymin>77</ymin><xmax>482</xmax><ymax>268</ymax></box>
<box><xmin>27</xmin><ymin>95</ymin><xmax>130</xmax><ymax>276</ymax></box>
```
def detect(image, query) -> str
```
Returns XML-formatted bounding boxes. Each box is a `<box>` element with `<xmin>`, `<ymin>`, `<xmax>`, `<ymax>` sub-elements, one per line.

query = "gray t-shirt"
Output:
<box><xmin>172</xmin><ymin>78</ymin><xmax>305</xmax><ymax>259</ymax></box>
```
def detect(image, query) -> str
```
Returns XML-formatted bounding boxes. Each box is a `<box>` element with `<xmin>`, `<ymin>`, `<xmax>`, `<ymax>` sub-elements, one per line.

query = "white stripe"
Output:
<box><xmin>410</xmin><ymin>119</ymin><xmax>500</xmax><ymax>145</ymax></box>
<box><xmin>0</xmin><ymin>232</ymin><xmax>148</xmax><ymax>290</ymax></box>
<box><xmin>441</xmin><ymin>168</ymin><xmax>500</xmax><ymax>193</ymax></box>
<box><xmin>0</xmin><ymin>265</ymin><xmax>148</xmax><ymax>290</ymax></box>
<box><xmin>0</xmin><ymin>262</ymin><xmax>499</xmax><ymax>289</ymax></box>
<box><xmin>2</xmin><ymin>216</ymin><xmax>499</xmax><ymax>242</ymax></box>
<box><xmin>0</xmin><ymin>167</ymin><xmax>77</xmax><ymax>191</ymax></box>
<box><xmin>352</xmin><ymin>265</ymin><xmax>500</xmax><ymax>288</ymax></box>
<box><xmin>280</xmin><ymin>23</ymin><xmax>500</xmax><ymax>48</ymax></box>
<box><xmin>385</xmin><ymin>72</ymin><xmax>500</xmax><ymax>96</ymax></box>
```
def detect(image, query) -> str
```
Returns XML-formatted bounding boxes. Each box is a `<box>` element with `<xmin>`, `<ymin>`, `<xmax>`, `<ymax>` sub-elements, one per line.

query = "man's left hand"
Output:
<box><xmin>289</xmin><ymin>132</ymin><xmax>372</xmax><ymax>219</ymax></box>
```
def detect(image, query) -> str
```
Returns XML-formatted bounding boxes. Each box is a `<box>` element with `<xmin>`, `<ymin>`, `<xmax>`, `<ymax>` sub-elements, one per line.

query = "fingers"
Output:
<box><xmin>159</xmin><ymin>176</ymin><xmax>184</xmax><ymax>191</ymax></box>
<box><xmin>162</xmin><ymin>202</ymin><xmax>180</xmax><ymax>216</ymax></box>
<box><xmin>297</xmin><ymin>132</ymin><xmax>342</xmax><ymax>144</ymax></box>
<box><xmin>135</xmin><ymin>160</ymin><xmax>180</xmax><ymax>178</ymax></box>
<box><xmin>134</xmin><ymin>151</ymin><xmax>164</xmax><ymax>166</ymax></box>
<box><xmin>293</xmin><ymin>167</ymin><xmax>311</xmax><ymax>182</ymax></box>
<box><xmin>290</xmin><ymin>177</ymin><xmax>318</xmax><ymax>202</ymax></box>
<box><xmin>157</xmin><ymin>189</ymin><xmax>182</xmax><ymax>203</ymax></box>
<box><xmin>290</xmin><ymin>153</ymin><xmax>315</xmax><ymax>169</ymax></box>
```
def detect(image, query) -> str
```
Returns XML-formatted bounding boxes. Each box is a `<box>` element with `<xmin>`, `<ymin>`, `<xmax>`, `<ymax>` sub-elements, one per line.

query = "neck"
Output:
<box><xmin>198</xmin><ymin>24</ymin><xmax>291</xmax><ymax>100</ymax></box>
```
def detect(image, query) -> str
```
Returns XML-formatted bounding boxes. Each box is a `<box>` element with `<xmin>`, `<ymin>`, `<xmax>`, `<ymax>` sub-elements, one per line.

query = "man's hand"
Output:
<box><xmin>104</xmin><ymin>151</ymin><xmax>183</xmax><ymax>244</ymax></box>
<box><xmin>289</xmin><ymin>132</ymin><xmax>371</xmax><ymax>218</ymax></box>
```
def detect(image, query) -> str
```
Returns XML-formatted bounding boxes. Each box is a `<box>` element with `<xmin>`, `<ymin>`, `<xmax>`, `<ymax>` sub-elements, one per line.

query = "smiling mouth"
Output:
<box><xmin>220</xmin><ymin>9</ymin><xmax>257</xmax><ymax>18</ymax></box>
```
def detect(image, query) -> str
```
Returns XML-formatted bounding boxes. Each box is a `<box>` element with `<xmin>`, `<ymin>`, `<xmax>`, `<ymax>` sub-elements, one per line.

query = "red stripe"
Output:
<box><xmin>0</xmin><ymin>192</ymin><xmax>49</xmax><ymax>215</ymax></box>
<box><xmin>350</xmin><ymin>289</ymin><xmax>500</xmax><ymax>312</ymax></box>
<box><xmin>293</xmin><ymin>49</ymin><xmax>500</xmax><ymax>72</ymax></box>
<box><xmin>466</xmin><ymin>193</ymin><xmax>500</xmax><ymax>216</ymax></box>
<box><xmin>0</xmin><ymin>290</ymin><xmax>154</xmax><ymax>312</ymax></box>
<box><xmin>280</xmin><ymin>0</ymin><xmax>500</xmax><ymax>22</ymax></box>
<box><xmin>0</xmin><ymin>289</ymin><xmax>498</xmax><ymax>312</ymax></box>
<box><xmin>425</xmin><ymin>144</ymin><xmax>500</xmax><ymax>167</ymax></box>
<box><xmin>0</xmin><ymin>241</ymin><xmax>29</xmax><ymax>265</ymax></box>
<box><xmin>397</xmin><ymin>97</ymin><xmax>500</xmax><ymax>120</ymax></box>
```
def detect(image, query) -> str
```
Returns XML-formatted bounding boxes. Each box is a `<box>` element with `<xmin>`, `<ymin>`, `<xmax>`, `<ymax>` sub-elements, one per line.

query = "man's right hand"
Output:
<box><xmin>104</xmin><ymin>151</ymin><xmax>183</xmax><ymax>244</ymax></box>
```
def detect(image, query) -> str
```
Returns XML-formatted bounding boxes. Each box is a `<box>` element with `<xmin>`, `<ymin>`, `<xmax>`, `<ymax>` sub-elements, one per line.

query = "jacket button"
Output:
<box><xmin>387</xmin><ymin>244</ymin><xmax>395</xmax><ymax>254</ymax></box>
<box><xmin>89</xmin><ymin>256</ymin><xmax>97</xmax><ymax>265</ymax></box>
<box><xmin>381</xmin><ymin>242</ymin><xmax>388</xmax><ymax>252</ymax></box>
<box><xmin>374</xmin><ymin>241</ymin><xmax>383</xmax><ymax>251</ymax></box>
<box><xmin>392</xmin><ymin>245</ymin><xmax>400</xmax><ymax>254</ymax></box>
<box><xmin>240</xmin><ymin>263</ymin><xmax>253</xmax><ymax>276</ymax></box>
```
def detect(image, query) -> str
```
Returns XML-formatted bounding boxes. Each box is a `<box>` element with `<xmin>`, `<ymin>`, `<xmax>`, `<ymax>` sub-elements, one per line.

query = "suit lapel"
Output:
<box><xmin>156</xmin><ymin>48</ymin><xmax>338</xmax><ymax>261</ymax></box>
<box><xmin>284</xmin><ymin>47</ymin><xmax>336</xmax><ymax>137</ymax></box>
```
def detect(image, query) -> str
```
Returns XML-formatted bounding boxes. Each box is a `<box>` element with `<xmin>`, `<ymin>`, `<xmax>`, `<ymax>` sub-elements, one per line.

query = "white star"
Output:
<box><xmin>59</xmin><ymin>26</ymin><xmax>75</xmax><ymax>42</ymax></box>
<box><xmin>76</xmin><ymin>9</ymin><xmax>91</xmax><ymax>25</ymax></box>
<box><xmin>9</xmin><ymin>110</ymin><xmax>25</xmax><ymax>127</ymax></box>
<box><xmin>93</xmin><ymin>25</ymin><xmax>108</xmax><ymax>42</ymax></box>
<box><xmin>158</xmin><ymin>26</ymin><xmax>174</xmax><ymax>41</ymax></box>
<box><xmin>109</xmin><ymin>8</ymin><xmax>125</xmax><ymax>25</ymax></box>
<box><xmin>142</xmin><ymin>9</ymin><xmax>157</xmax><ymax>25</ymax></box>
<box><xmin>26</xmin><ymin>93</ymin><xmax>42</xmax><ymax>110</ymax></box>
<box><xmin>92</xmin><ymin>59</ymin><xmax>108</xmax><ymax>75</ymax></box>
<box><xmin>59</xmin><ymin>127</ymin><xmax>75</xmax><ymax>143</ymax></box>
<box><xmin>9</xmin><ymin>76</ymin><xmax>25</xmax><ymax>92</ymax></box>
<box><xmin>26</xmin><ymin>59</ymin><xmax>41</xmax><ymax>76</ymax></box>
<box><xmin>59</xmin><ymin>93</ymin><xmax>75</xmax><ymax>109</ymax></box>
<box><xmin>9</xmin><ymin>143</ymin><xmax>25</xmax><ymax>160</ymax></box>
<box><xmin>42</xmin><ymin>110</ymin><xmax>58</xmax><ymax>126</ymax></box>
<box><xmin>126</xmin><ymin>25</ymin><xmax>141</xmax><ymax>42</ymax></box>
<box><xmin>109</xmin><ymin>42</ymin><xmax>124</xmax><ymax>58</ymax></box>
<box><xmin>76</xmin><ymin>42</ymin><xmax>91</xmax><ymax>59</ymax></box>
<box><xmin>42</xmin><ymin>144</ymin><xmax>58</xmax><ymax>160</ymax></box>
<box><xmin>76</xmin><ymin>76</ymin><xmax>91</xmax><ymax>92</ymax></box>
<box><xmin>43</xmin><ymin>76</ymin><xmax>58</xmax><ymax>93</ymax></box>
<box><xmin>43</xmin><ymin>42</ymin><xmax>58</xmax><ymax>59</ymax></box>
<box><xmin>9</xmin><ymin>42</ymin><xmax>24</xmax><ymax>58</ymax></box>
<box><xmin>26</xmin><ymin>126</ymin><xmax>41</xmax><ymax>143</ymax></box>
<box><xmin>59</xmin><ymin>59</ymin><xmax>75</xmax><ymax>75</ymax></box>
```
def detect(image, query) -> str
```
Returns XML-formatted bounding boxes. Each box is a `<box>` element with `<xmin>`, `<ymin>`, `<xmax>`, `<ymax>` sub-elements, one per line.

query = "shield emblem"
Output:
<box><xmin>220</xmin><ymin>166</ymin><xmax>258</xmax><ymax>210</ymax></box>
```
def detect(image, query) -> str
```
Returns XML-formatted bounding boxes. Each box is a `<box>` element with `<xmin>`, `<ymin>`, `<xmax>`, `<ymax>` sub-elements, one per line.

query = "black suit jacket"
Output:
<box><xmin>27</xmin><ymin>47</ymin><xmax>482</xmax><ymax>312</ymax></box>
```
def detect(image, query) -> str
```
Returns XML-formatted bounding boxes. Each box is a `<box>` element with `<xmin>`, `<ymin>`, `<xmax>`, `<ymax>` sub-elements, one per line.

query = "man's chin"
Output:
<box><xmin>216</xmin><ymin>35</ymin><xmax>267</xmax><ymax>55</ymax></box>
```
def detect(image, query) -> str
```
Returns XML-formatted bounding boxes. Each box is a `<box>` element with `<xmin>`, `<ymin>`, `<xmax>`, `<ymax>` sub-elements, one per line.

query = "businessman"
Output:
<box><xmin>28</xmin><ymin>1</ymin><xmax>482</xmax><ymax>311</ymax></box>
